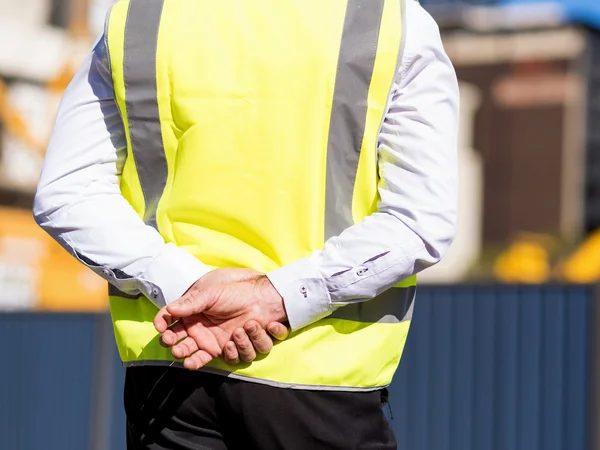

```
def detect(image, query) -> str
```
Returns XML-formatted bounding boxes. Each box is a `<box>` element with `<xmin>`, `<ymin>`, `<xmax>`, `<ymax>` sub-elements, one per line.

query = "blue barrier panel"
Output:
<box><xmin>390</xmin><ymin>285</ymin><xmax>593</xmax><ymax>450</ymax></box>
<box><xmin>0</xmin><ymin>285</ymin><xmax>593</xmax><ymax>449</ymax></box>
<box><xmin>110</xmin><ymin>361</ymin><xmax>126</xmax><ymax>450</ymax></box>
<box><xmin>0</xmin><ymin>313</ymin><xmax>97</xmax><ymax>450</ymax></box>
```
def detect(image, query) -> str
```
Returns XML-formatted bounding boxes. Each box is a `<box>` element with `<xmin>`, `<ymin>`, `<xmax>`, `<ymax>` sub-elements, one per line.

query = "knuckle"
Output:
<box><xmin>190</xmin><ymin>355</ymin><xmax>202</xmax><ymax>370</ymax></box>
<box><xmin>234</xmin><ymin>329</ymin><xmax>246</xmax><ymax>341</ymax></box>
<box><xmin>202</xmin><ymin>353</ymin><xmax>213</xmax><ymax>366</ymax></box>
<box><xmin>188</xmin><ymin>353</ymin><xmax>207</xmax><ymax>370</ymax></box>
<box><xmin>238</xmin><ymin>341</ymin><xmax>250</xmax><ymax>352</ymax></box>
<box><xmin>248</xmin><ymin>328</ymin><xmax>262</xmax><ymax>340</ymax></box>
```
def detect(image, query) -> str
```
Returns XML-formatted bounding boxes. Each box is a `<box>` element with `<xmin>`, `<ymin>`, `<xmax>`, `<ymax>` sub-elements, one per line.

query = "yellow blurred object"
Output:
<box><xmin>0</xmin><ymin>207</ymin><xmax>108</xmax><ymax>310</ymax></box>
<box><xmin>493</xmin><ymin>239</ymin><xmax>552</xmax><ymax>283</ymax></box>
<box><xmin>555</xmin><ymin>229</ymin><xmax>600</xmax><ymax>283</ymax></box>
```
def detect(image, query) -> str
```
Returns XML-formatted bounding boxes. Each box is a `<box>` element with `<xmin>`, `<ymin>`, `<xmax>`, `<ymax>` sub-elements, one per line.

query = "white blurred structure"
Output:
<box><xmin>89</xmin><ymin>0</ymin><xmax>116</xmax><ymax>37</ymax></box>
<box><xmin>0</xmin><ymin>0</ymin><xmax>96</xmax><ymax>190</ymax></box>
<box><xmin>0</xmin><ymin>0</ymin><xmax>72</xmax><ymax>81</ymax></box>
<box><xmin>0</xmin><ymin>234</ymin><xmax>44</xmax><ymax>309</ymax></box>
<box><xmin>1</xmin><ymin>83</ymin><xmax>54</xmax><ymax>188</ymax></box>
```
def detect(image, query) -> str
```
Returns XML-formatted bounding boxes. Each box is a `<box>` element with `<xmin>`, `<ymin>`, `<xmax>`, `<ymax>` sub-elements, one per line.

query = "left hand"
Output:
<box><xmin>159</xmin><ymin>318</ymin><xmax>289</xmax><ymax>365</ymax></box>
<box><xmin>154</xmin><ymin>274</ymin><xmax>287</xmax><ymax>370</ymax></box>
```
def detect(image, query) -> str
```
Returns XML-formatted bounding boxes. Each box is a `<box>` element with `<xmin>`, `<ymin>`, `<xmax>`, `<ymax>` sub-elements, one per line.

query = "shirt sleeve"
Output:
<box><xmin>267</xmin><ymin>1</ymin><xmax>460</xmax><ymax>331</ymax></box>
<box><xmin>33</xmin><ymin>35</ymin><xmax>211</xmax><ymax>308</ymax></box>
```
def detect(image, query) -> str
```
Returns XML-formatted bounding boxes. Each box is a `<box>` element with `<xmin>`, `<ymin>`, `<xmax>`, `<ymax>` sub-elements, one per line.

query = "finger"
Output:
<box><xmin>167</xmin><ymin>288</ymin><xmax>216</xmax><ymax>318</ymax></box>
<box><xmin>267</xmin><ymin>322</ymin><xmax>289</xmax><ymax>341</ymax></box>
<box><xmin>160</xmin><ymin>321</ymin><xmax>187</xmax><ymax>347</ymax></box>
<box><xmin>233</xmin><ymin>328</ymin><xmax>256</xmax><ymax>362</ymax></box>
<box><xmin>244</xmin><ymin>320</ymin><xmax>273</xmax><ymax>354</ymax></box>
<box><xmin>223</xmin><ymin>341</ymin><xmax>240</xmax><ymax>366</ymax></box>
<box><xmin>185</xmin><ymin>320</ymin><xmax>223</xmax><ymax>358</ymax></box>
<box><xmin>183</xmin><ymin>350</ymin><xmax>214</xmax><ymax>371</ymax></box>
<box><xmin>172</xmin><ymin>336</ymin><xmax>200</xmax><ymax>359</ymax></box>
<box><xmin>153</xmin><ymin>306</ymin><xmax>174</xmax><ymax>333</ymax></box>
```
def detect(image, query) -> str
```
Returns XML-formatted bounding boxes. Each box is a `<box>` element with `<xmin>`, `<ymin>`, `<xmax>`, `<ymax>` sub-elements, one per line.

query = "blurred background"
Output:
<box><xmin>1</xmin><ymin>0</ymin><xmax>600</xmax><ymax>448</ymax></box>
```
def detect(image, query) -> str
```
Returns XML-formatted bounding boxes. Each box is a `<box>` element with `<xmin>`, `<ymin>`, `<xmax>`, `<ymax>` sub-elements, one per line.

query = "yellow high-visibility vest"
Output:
<box><xmin>106</xmin><ymin>0</ymin><xmax>416</xmax><ymax>390</ymax></box>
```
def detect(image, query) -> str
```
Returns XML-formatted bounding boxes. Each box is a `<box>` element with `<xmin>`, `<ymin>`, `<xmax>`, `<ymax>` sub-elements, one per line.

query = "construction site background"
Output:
<box><xmin>2</xmin><ymin>0</ymin><xmax>600</xmax><ymax>311</ymax></box>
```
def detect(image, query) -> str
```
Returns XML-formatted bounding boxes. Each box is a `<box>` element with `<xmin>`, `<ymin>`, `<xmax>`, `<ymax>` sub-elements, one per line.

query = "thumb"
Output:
<box><xmin>167</xmin><ymin>290</ymin><xmax>211</xmax><ymax>318</ymax></box>
<box><xmin>153</xmin><ymin>306</ymin><xmax>174</xmax><ymax>333</ymax></box>
<box><xmin>267</xmin><ymin>322</ymin><xmax>289</xmax><ymax>341</ymax></box>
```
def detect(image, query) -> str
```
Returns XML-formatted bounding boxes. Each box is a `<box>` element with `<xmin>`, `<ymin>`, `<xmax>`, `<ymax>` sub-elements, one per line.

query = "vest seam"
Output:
<box><xmin>122</xmin><ymin>360</ymin><xmax>390</xmax><ymax>391</ymax></box>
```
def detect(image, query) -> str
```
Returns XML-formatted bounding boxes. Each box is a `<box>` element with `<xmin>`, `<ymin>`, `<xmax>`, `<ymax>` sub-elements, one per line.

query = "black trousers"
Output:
<box><xmin>125</xmin><ymin>366</ymin><xmax>397</xmax><ymax>450</ymax></box>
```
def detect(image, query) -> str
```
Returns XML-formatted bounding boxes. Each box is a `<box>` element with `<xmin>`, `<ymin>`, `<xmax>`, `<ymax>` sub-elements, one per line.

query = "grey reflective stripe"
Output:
<box><xmin>123</xmin><ymin>0</ymin><xmax>167</xmax><ymax>229</ymax></box>
<box><xmin>329</xmin><ymin>286</ymin><xmax>415</xmax><ymax>323</ymax></box>
<box><xmin>324</xmin><ymin>0</ymin><xmax>385</xmax><ymax>240</ymax></box>
<box><xmin>122</xmin><ymin>361</ymin><xmax>388</xmax><ymax>392</ymax></box>
<box><xmin>108</xmin><ymin>284</ymin><xmax>141</xmax><ymax>299</ymax></box>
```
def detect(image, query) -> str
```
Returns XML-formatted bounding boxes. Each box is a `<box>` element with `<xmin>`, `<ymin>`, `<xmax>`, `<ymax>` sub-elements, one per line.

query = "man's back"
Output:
<box><xmin>34</xmin><ymin>0</ymin><xmax>459</xmax><ymax>447</ymax></box>
<box><xmin>108</xmin><ymin>0</ymin><xmax>401</xmax><ymax>269</ymax></box>
<box><xmin>105</xmin><ymin>0</ymin><xmax>415</xmax><ymax>390</ymax></box>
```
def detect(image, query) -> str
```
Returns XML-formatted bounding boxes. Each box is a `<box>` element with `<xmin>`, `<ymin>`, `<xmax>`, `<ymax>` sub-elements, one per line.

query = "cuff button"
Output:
<box><xmin>299</xmin><ymin>285</ymin><xmax>308</xmax><ymax>298</ymax></box>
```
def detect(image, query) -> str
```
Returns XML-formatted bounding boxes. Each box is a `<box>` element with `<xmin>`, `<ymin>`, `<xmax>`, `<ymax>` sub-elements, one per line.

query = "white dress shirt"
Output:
<box><xmin>34</xmin><ymin>0</ymin><xmax>459</xmax><ymax>331</ymax></box>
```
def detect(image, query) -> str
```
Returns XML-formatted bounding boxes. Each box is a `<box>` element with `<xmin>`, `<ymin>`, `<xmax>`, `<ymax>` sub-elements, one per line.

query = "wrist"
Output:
<box><xmin>257</xmin><ymin>275</ymin><xmax>288</xmax><ymax>323</ymax></box>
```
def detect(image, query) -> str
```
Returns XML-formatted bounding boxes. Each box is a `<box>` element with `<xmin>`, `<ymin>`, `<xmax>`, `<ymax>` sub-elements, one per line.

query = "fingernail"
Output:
<box><xmin>248</xmin><ymin>325</ymin><xmax>257</xmax><ymax>333</ymax></box>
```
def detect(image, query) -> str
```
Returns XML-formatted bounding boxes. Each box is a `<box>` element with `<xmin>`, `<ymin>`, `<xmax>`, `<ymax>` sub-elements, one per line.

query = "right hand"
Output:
<box><xmin>222</xmin><ymin>320</ymin><xmax>289</xmax><ymax>365</ymax></box>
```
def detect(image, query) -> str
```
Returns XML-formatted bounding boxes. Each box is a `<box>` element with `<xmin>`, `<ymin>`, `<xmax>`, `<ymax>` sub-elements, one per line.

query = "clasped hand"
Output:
<box><xmin>153</xmin><ymin>268</ymin><xmax>289</xmax><ymax>370</ymax></box>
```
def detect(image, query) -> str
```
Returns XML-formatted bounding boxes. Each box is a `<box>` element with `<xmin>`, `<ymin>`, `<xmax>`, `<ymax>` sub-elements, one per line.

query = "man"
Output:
<box><xmin>34</xmin><ymin>0</ymin><xmax>459</xmax><ymax>447</ymax></box>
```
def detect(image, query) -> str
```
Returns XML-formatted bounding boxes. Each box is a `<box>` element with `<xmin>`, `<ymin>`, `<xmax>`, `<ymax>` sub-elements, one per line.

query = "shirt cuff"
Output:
<box><xmin>267</xmin><ymin>258</ymin><xmax>332</xmax><ymax>331</ymax></box>
<box><xmin>140</xmin><ymin>243</ymin><xmax>212</xmax><ymax>307</ymax></box>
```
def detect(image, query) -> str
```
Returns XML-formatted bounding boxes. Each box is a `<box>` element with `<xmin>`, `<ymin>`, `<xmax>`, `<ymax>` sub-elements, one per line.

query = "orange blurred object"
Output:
<box><xmin>0</xmin><ymin>80</ymin><xmax>46</xmax><ymax>156</ymax></box>
<box><xmin>0</xmin><ymin>206</ymin><xmax>108</xmax><ymax>310</ymax></box>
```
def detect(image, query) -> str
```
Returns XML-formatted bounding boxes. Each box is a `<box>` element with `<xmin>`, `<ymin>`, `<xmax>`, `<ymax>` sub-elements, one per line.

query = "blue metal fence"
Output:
<box><xmin>420</xmin><ymin>0</ymin><xmax>499</xmax><ymax>5</ymax></box>
<box><xmin>0</xmin><ymin>285</ymin><xmax>594</xmax><ymax>450</ymax></box>
<box><xmin>390</xmin><ymin>285</ymin><xmax>593</xmax><ymax>450</ymax></box>
<box><xmin>0</xmin><ymin>314</ymin><xmax>98</xmax><ymax>449</ymax></box>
